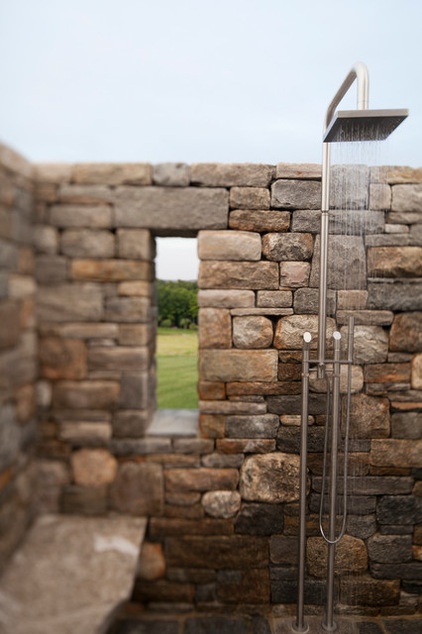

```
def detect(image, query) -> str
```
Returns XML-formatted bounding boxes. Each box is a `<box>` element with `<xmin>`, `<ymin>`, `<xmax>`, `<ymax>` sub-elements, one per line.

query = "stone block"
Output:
<box><xmin>61</xmin><ymin>229</ymin><xmax>115</xmax><ymax>258</ymax></box>
<box><xmin>217</xmin><ymin>438</ymin><xmax>275</xmax><ymax>453</ymax></box>
<box><xmin>235</xmin><ymin>503</ymin><xmax>283</xmax><ymax>536</ymax></box>
<box><xmin>370</xmin><ymin>183</ymin><xmax>391</xmax><ymax>210</ymax></box>
<box><xmin>202</xmin><ymin>452</ymin><xmax>243</xmax><ymax>468</ymax></box>
<box><xmin>274</xmin><ymin>314</ymin><xmax>336</xmax><ymax>350</ymax></box>
<box><xmin>71</xmin><ymin>448</ymin><xmax>117</xmax><ymax>487</ymax></box>
<box><xmin>118</xmin><ymin>324</ymin><xmax>151</xmax><ymax>346</ymax></box>
<box><xmin>310</xmin><ymin>234</ymin><xmax>366</xmax><ymax>289</ymax></box>
<box><xmin>364</xmin><ymin>363</ymin><xmax>410</xmax><ymax>385</ymax></box>
<box><xmin>199</xmin><ymin>349</ymin><xmax>278</xmax><ymax>382</ymax></box>
<box><xmin>152</xmin><ymin>162</ymin><xmax>190</xmax><ymax>186</ymax></box>
<box><xmin>376</xmin><ymin>495</ymin><xmax>422</xmax><ymax>525</ymax></box>
<box><xmin>190</xmin><ymin>163</ymin><xmax>274</xmax><ymax>187</ymax></box>
<box><xmin>198</xmin><ymin>382</ymin><xmax>226</xmax><ymax>400</ymax></box>
<box><xmin>166</xmin><ymin>535</ymin><xmax>268</xmax><ymax>569</ymax></box>
<box><xmin>346</xmin><ymin>393</ymin><xmax>390</xmax><ymax>438</ymax></box>
<box><xmin>411</xmin><ymin>353</ymin><xmax>422</xmax><ymax>389</ymax></box>
<box><xmin>392</xmin><ymin>184</ymin><xmax>422</xmax><ymax>212</ymax></box>
<box><xmin>200</xmin><ymin>400</ymin><xmax>267</xmax><ymax>415</ymax></box>
<box><xmin>0</xmin><ymin>405</ymin><xmax>21</xmax><ymax>471</ymax></box>
<box><xmin>105</xmin><ymin>297</ymin><xmax>151</xmax><ymax>322</ymax></box>
<box><xmin>199</xmin><ymin>414</ymin><xmax>226</xmax><ymax>438</ymax></box>
<box><xmin>198</xmin><ymin>308</ymin><xmax>231</xmax><ymax>349</ymax></box>
<box><xmin>232</xmin><ymin>316</ymin><xmax>274</xmax><ymax>349</ymax></box>
<box><xmin>34</xmin><ymin>225</ymin><xmax>59</xmax><ymax>254</ymax></box>
<box><xmin>197</xmin><ymin>289</ymin><xmax>254</xmax><ymax>308</ymax></box>
<box><xmin>110</xmin><ymin>461</ymin><xmax>163</xmax><ymax>515</ymax></box>
<box><xmin>58</xmin><ymin>185</ymin><xmax>114</xmax><ymax>204</ymax></box>
<box><xmin>202</xmin><ymin>491</ymin><xmax>241</xmax><ymax>518</ymax></box>
<box><xmin>367</xmin><ymin>533</ymin><xmax>412</xmax><ymax>563</ymax></box>
<box><xmin>165</xmin><ymin>468</ymin><xmax>239</xmax><ymax>492</ymax></box>
<box><xmin>229</xmin><ymin>209</ymin><xmax>290</xmax><ymax>232</ymax></box>
<box><xmin>199</xmin><ymin>261</ymin><xmax>279</xmax><ymax>289</ymax></box>
<box><xmin>137</xmin><ymin>542</ymin><xmax>166</xmax><ymax>581</ymax></box>
<box><xmin>270</xmin><ymin>536</ymin><xmax>298</xmax><ymax>565</ymax></box>
<box><xmin>39</xmin><ymin>337</ymin><xmax>87</xmax><ymax>380</ymax></box>
<box><xmin>59</xmin><ymin>421</ymin><xmax>112</xmax><ymax>444</ymax></box>
<box><xmin>114</xmin><ymin>186</ymin><xmax>228</xmax><ymax>231</ymax></box>
<box><xmin>113</xmin><ymin>410</ymin><xmax>150</xmax><ymax>438</ymax></box>
<box><xmin>37</xmin><ymin>284</ymin><xmax>103</xmax><ymax>322</ymax></box>
<box><xmin>35</xmin><ymin>162</ymin><xmax>72</xmax><ymax>183</ymax></box>
<box><xmin>45</xmin><ymin>322</ymin><xmax>118</xmax><ymax>340</ymax></box>
<box><xmin>342</xmin><ymin>325</ymin><xmax>389</xmax><ymax>364</ymax></box>
<box><xmin>390</xmin><ymin>312</ymin><xmax>422</xmax><ymax>352</ymax></box>
<box><xmin>49</xmin><ymin>204</ymin><xmax>113</xmax><ymax>228</ymax></box>
<box><xmin>0</xmin><ymin>300</ymin><xmax>20</xmax><ymax>349</ymax></box>
<box><xmin>8</xmin><ymin>275</ymin><xmax>36</xmax><ymax>299</ymax></box>
<box><xmin>61</xmin><ymin>485</ymin><xmax>108</xmax><ymax>514</ymax></box>
<box><xmin>337</xmin><ymin>290</ymin><xmax>368</xmax><ymax>310</ymax></box>
<box><xmin>239</xmin><ymin>452</ymin><xmax>300</xmax><ymax>503</ymax></box>
<box><xmin>293</xmin><ymin>287</ymin><xmax>336</xmax><ymax>315</ymax></box>
<box><xmin>368</xmin><ymin>246</ymin><xmax>422</xmax><ymax>277</ymax></box>
<box><xmin>330</xmin><ymin>164</ymin><xmax>369</xmax><ymax>209</ymax></box>
<box><xmin>0</xmin><ymin>239</ymin><xmax>18</xmax><ymax>270</ymax></box>
<box><xmin>229</xmin><ymin>187</ymin><xmax>270</xmax><ymax>209</ymax></box>
<box><xmin>279</xmin><ymin>261</ymin><xmax>310</xmax><ymax>288</ymax></box>
<box><xmin>371</xmin><ymin>440</ymin><xmax>422</xmax><ymax>469</ymax></box>
<box><xmin>370</xmin><ymin>280</ymin><xmax>422</xmax><ymax>311</ymax></box>
<box><xmin>291</xmin><ymin>209</ymin><xmax>320</xmax><ymax>233</ymax></box>
<box><xmin>117</xmin><ymin>229</ymin><xmax>155</xmax><ymax>260</ymax></box>
<box><xmin>217</xmin><ymin>568</ymin><xmax>270</xmax><ymax>604</ymax></box>
<box><xmin>72</xmin><ymin>162</ymin><xmax>152</xmax><ymax>185</ymax></box>
<box><xmin>226</xmin><ymin>414</ymin><xmax>279</xmax><ymax>438</ymax></box>
<box><xmin>71</xmin><ymin>259</ymin><xmax>152</xmax><ymax>281</ymax></box>
<box><xmin>262</xmin><ymin>233</ymin><xmax>313</xmax><ymax>261</ymax></box>
<box><xmin>118</xmin><ymin>281</ymin><xmax>153</xmax><ymax>297</ymax></box>
<box><xmin>340</xmin><ymin>576</ymin><xmax>400</xmax><ymax>607</ymax></box>
<box><xmin>256</xmin><ymin>290</ymin><xmax>292</xmax><ymax>308</ymax></box>
<box><xmin>391</xmin><ymin>412</ymin><xmax>422</xmax><ymax>439</ymax></box>
<box><xmin>307</xmin><ymin>535</ymin><xmax>367</xmax><ymax>577</ymax></box>
<box><xmin>198</xmin><ymin>230</ymin><xmax>261</xmax><ymax>261</ymax></box>
<box><xmin>52</xmin><ymin>380</ymin><xmax>120</xmax><ymax>409</ymax></box>
<box><xmin>119</xmin><ymin>372</ymin><xmax>149</xmax><ymax>409</ymax></box>
<box><xmin>271</xmin><ymin>179</ymin><xmax>321</xmax><ymax>209</ymax></box>
<box><xmin>88</xmin><ymin>346</ymin><xmax>147</xmax><ymax>371</ymax></box>
<box><xmin>35</xmin><ymin>255</ymin><xmax>68</xmax><ymax>284</ymax></box>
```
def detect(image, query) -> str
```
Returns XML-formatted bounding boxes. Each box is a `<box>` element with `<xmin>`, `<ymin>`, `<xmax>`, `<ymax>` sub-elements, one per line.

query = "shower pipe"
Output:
<box><xmin>293</xmin><ymin>62</ymin><xmax>408</xmax><ymax>634</ymax></box>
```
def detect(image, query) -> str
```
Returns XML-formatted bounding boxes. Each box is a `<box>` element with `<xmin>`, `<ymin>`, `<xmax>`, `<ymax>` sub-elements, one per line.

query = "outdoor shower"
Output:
<box><xmin>293</xmin><ymin>63</ymin><xmax>408</xmax><ymax>633</ymax></box>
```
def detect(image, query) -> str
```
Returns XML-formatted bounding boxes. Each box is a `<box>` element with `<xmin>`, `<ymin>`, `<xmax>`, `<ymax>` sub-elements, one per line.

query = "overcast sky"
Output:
<box><xmin>1</xmin><ymin>0</ymin><xmax>421</xmax><ymax>279</ymax></box>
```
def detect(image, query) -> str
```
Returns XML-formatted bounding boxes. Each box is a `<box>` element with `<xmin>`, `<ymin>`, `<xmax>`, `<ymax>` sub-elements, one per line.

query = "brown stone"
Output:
<box><xmin>0</xmin><ymin>300</ymin><xmax>20</xmax><ymax>349</ymax></box>
<box><xmin>346</xmin><ymin>393</ymin><xmax>390</xmax><ymax>439</ymax></box>
<box><xmin>199</xmin><ymin>261</ymin><xmax>279</xmax><ymax>290</ymax></box>
<box><xmin>368</xmin><ymin>246</ymin><xmax>422</xmax><ymax>277</ymax></box>
<box><xmin>197</xmin><ymin>289</ymin><xmax>254</xmax><ymax>308</ymax></box>
<box><xmin>217</xmin><ymin>568</ymin><xmax>270</xmax><ymax>603</ymax></box>
<box><xmin>276</xmin><ymin>163</ymin><xmax>321</xmax><ymax>179</ymax></box>
<box><xmin>198</xmin><ymin>230</ymin><xmax>261</xmax><ymax>261</ymax></box>
<box><xmin>58</xmin><ymin>184</ymin><xmax>114</xmax><ymax>203</ymax></box>
<box><xmin>392</xmin><ymin>183</ymin><xmax>422</xmax><ymax>211</ymax></box>
<box><xmin>274</xmin><ymin>315</ymin><xmax>336</xmax><ymax>350</ymax></box>
<box><xmin>370</xmin><ymin>439</ymin><xmax>422</xmax><ymax>468</ymax></box>
<box><xmin>412</xmin><ymin>353</ymin><xmax>422</xmax><ymax>389</ymax></box>
<box><xmin>199</xmin><ymin>400</ymin><xmax>267</xmax><ymax>415</ymax></box>
<box><xmin>117</xmin><ymin>229</ymin><xmax>155</xmax><ymax>260</ymax></box>
<box><xmin>198</xmin><ymin>382</ymin><xmax>226</xmax><ymax>400</ymax></box>
<box><xmin>61</xmin><ymin>229</ymin><xmax>115</xmax><ymax>258</ymax></box>
<box><xmin>71</xmin><ymin>259</ymin><xmax>152</xmax><ymax>281</ymax></box>
<box><xmin>110</xmin><ymin>461</ymin><xmax>163</xmax><ymax>515</ymax></box>
<box><xmin>166</xmin><ymin>535</ymin><xmax>268</xmax><ymax>569</ymax></box>
<box><xmin>229</xmin><ymin>210</ymin><xmax>290</xmax><ymax>232</ymax></box>
<box><xmin>369</xmin><ymin>183</ymin><xmax>391</xmax><ymax>210</ymax></box>
<box><xmin>240</xmin><ymin>453</ymin><xmax>300</xmax><ymax>503</ymax></box>
<box><xmin>59</xmin><ymin>421</ymin><xmax>112</xmax><ymax>444</ymax></box>
<box><xmin>262</xmin><ymin>233</ymin><xmax>313</xmax><ymax>261</ymax></box>
<box><xmin>88</xmin><ymin>346</ymin><xmax>147</xmax><ymax>371</ymax></box>
<box><xmin>52</xmin><ymin>381</ymin><xmax>120</xmax><ymax>409</ymax></box>
<box><xmin>49</xmin><ymin>204</ymin><xmax>113</xmax><ymax>228</ymax></box>
<box><xmin>112</xmin><ymin>410</ymin><xmax>150</xmax><ymax>438</ymax></box>
<box><xmin>307</xmin><ymin>535</ymin><xmax>367</xmax><ymax>577</ymax></box>
<box><xmin>337</xmin><ymin>290</ymin><xmax>368</xmax><ymax>310</ymax></box>
<box><xmin>364</xmin><ymin>363</ymin><xmax>411</xmax><ymax>384</ymax></box>
<box><xmin>37</xmin><ymin>284</ymin><xmax>103</xmax><ymax>323</ymax></box>
<box><xmin>232</xmin><ymin>316</ymin><xmax>274</xmax><ymax>349</ymax></box>
<box><xmin>390</xmin><ymin>313</ymin><xmax>422</xmax><ymax>352</ymax></box>
<box><xmin>229</xmin><ymin>187</ymin><xmax>270</xmax><ymax>209</ymax></box>
<box><xmin>190</xmin><ymin>163</ymin><xmax>274</xmax><ymax>187</ymax></box>
<box><xmin>271</xmin><ymin>179</ymin><xmax>321</xmax><ymax>209</ymax></box>
<box><xmin>72</xmin><ymin>162</ymin><xmax>152</xmax><ymax>185</ymax></box>
<box><xmin>41</xmin><ymin>323</ymin><xmax>118</xmax><ymax>340</ymax></box>
<box><xmin>198</xmin><ymin>308</ymin><xmax>232</xmax><ymax>349</ymax></box>
<box><xmin>105</xmin><ymin>297</ymin><xmax>150</xmax><ymax>322</ymax></box>
<box><xmin>34</xmin><ymin>225</ymin><xmax>59</xmax><ymax>254</ymax></box>
<box><xmin>165</xmin><ymin>468</ymin><xmax>239</xmax><ymax>492</ymax></box>
<box><xmin>119</xmin><ymin>372</ymin><xmax>149</xmax><ymax>409</ymax></box>
<box><xmin>15</xmin><ymin>384</ymin><xmax>36</xmax><ymax>423</ymax></box>
<box><xmin>199</xmin><ymin>414</ymin><xmax>226</xmax><ymax>438</ymax></box>
<box><xmin>340</xmin><ymin>576</ymin><xmax>400</xmax><ymax>607</ymax></box>
<box><xmin>199</xmin><ymin>349</ymin><xmax>278</xmax><ymax>382</ymax></box>
<box><xmin>118</xmin><ymin>324</ymin><xmax>151</xmax><ymax>346</ymax></box>
<box><xmin>35</xmin><ymin>255</ymin><xmax>67</xmax><ymax>284</ymax></box>
<box><xmin>152</xmin><ymin>162</ymin><xmax>190</xmax><ymax>186</ymax></box>
<box><xmin>137</xmin><ymin>542</ymin><xmax>166</xmax><ymax>580</ymax></box>
<box><xmin>279</xmin><ymin>261</ymin><xmax>310</xmax><ymax>288</ymax></box>
<box><xmin>202</xmin><ymin>491</ymin><xmax>241</xmax><ymax>518</ymax></box>
<box><xmin>39</xmin><ymin>337</ymin><xmax>87</xmax><ymax>380</ymax></box>
<box><xmin>71</xmin><ymin>448</ymin><xmax>117</xmax><ymax>487</ymax></box>
<box><xmin>118</xmin><ymin>281</ymin><xmax>153</xmax><ymax>297</ymax></box>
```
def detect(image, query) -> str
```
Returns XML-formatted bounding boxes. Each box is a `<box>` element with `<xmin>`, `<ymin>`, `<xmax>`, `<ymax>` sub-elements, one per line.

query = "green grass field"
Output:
<box><xmin>156</xmin><ymin>327</ymin><xmax>198</xmax><ymax>409</ymax></box>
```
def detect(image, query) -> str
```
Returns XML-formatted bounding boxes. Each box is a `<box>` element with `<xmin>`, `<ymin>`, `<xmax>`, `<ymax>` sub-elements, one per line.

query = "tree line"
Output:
<box><xmin>157</xmin><ymin>280</ymin><xmax>198</xmax><ymax>328</ymax></box>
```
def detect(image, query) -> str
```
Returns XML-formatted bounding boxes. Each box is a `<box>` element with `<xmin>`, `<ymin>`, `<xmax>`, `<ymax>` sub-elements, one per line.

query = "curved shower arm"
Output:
<box><xmin>324</xmin><ymin>62</ymin><xmax>369</xmax><ymax>133</ymax></box>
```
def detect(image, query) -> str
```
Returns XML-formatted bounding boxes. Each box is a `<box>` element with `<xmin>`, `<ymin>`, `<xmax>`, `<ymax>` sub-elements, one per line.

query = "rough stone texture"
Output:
<box><xmin>411</xmin><ymin>353</ymin><xmax>422</xmax><ymax>389</ymax></box>
<box><xmin>368</xmin><ymin>281</ymin><xmax>422</xmax><ymax>311</ymax></box>
<box><xmin>190</xmin><ymin>163</ymin><xmax>274</xmax><ymax>187</ymax></box>
<box><xmin>310</xmin><ymin>234</ymin><xmax>367</xmax><ymax>289</ymax></box>
<box><xmin>199</xmin><ymin>350</ymin><xmax>278</xmax><ymax>382</ymax></box>
<box><xmin>368</xmin><ymin>246</ymin><xmax>422</xmax><ymax>277</ymax></box>
<box><xmin>114</xmin><ymin>187</ymin><xmax>228</xmax><ymax>231</ymax></box>
<box><xmin>392</xmin><ymin>184</ymin><xmax>422</xmax><ymax>212</ymax></box>
<box><xmin>307</xmin><ymin>535</ymin><xmax>368</xmax><ymax>577</ymax></box>
<box><xmin>198</xmin><ymin>308</ymin><xmax>232</xmax><ymax>349</ymax></box>
<box><xmin>367</xmin><ymin>533</ymin><xmax>412</xmax><ymax>564</ymax></box>
<box><xmin>37</xmin><ymin>284</ymin><xmax>103</xmax><ymax>322</ymax></box>
<box><xmin>262</xmin><ymin>233</ymin><xmax>313</xmax><ymax>261</ymax></box>
<box><xmin>274</xmin><ymin>314</ymin><xmax>336</xmax><ymax>350</ymax></box>
<box><xmin>279</xmin><ymin>261</ymin><xmax>310</xmax><ymax>288</ymax></box>
<box><xmin>235</xmin><ymin>503</ymin><xmax>283</xmax><ymax>536</ymax></box>
<box><xmin>390</xmin><ymin>313</ymin><xmax>422</xmax><ymax>352</ymax></box>
<box><xmin>257</xmin><ymin>290</ymin><xmax>292</xmax><ymax>308</ymax></box>
<box><xmin>199</xmin><ymin>261</ymin><xmax>279</xmax><ymax>289</ymax></box>
<box><xmin>271</xmin><ymin>179</ymin><xmax>321</xmax><ymax>209</ymax></box>
<box><xmin>39</xmin><ymin>337</ymin><xmax>87</xmax><ymax>379</ymax></box>
<box><xmin>330</xmin><ymin>164</ymin><xmax>370</xmax><ymax>210</ymax></box>
<box><xmin>239</xmin><ymin>453</ymin><xmax>300</xmax><ymax>503</ymax></box>
<box><xmin>166</xmin><ymin>535</ymin><xmax>268</xmax><ymax>569</ymax></box>
<box><xmin>165</xmin><ymin>468</ymin><xmax>239</xmax><ymax>492</ymax></box>
<box><xmin>0</xmin><ymin>515</ymin><xmax>146</xmax><ymax>633</ymax></box>
<box><xmin>137</xmin><ymin>541</ymin><xmax>166</xmax><ymax>580</ymax></box>
<box><xmin>110</xmin><ymin>462</ymin><xmax>164</xmax><ymax>515</ymax></box>
<box><xmin>371</xmin><ymin>439</ymin><xmax>422</xmax><ymax>469</ymax></box>
<box><xmin>52</xmin><ymin>381</ymin><xmax>120</xmax><ymax>409</ymax></box>
<box><xmin>341</xmin><ymin>325</ymin><xmax>389</xmax><ymax>364</ymax></box>
<box><xmin>197</xmin><ymin>289</ymin><xmax>255</xmax><ymax>308</ymax></box>
<box><xmin>201</xmin><ymin>491</ymin><xmax>241</xmax><ymax>518</ymax></box>
<box><xmin>346</xmin><ymin>393</ymin><xmax>390</xmax><ymax>438</ymax></box>
<box><xmin>117</xmin><ymin>229</ymin><xmax>155</xmax><ymax>260</ymax></box>
<box><xmin>49</xmin><ymin>204</ymin><xmax>113</xmax><ymax>228</ymax></box>
<box><xmin>229</xmin><ymin>209</ymin><xmax>290</xmax><ymax>232</ymax></box>
<box><xmin>152</xmin><ymin>162</ymin><xmax>190</xmax><ymax>187</ymax></box>
<box><xmin>71</xmin><ymin>448</ymin><xmax>117</xmax><ymax>487</ymax></box>
<box><xmin>294</xmin><ymin>287</ymin><xmax>336</xmax><ymax>315</ymax></box>
<box><xmin>71</xmin><ymin>259</ymin><xmax>152</xmax><ymax>282</ymax></box>
<box><xmin>226</xmin><ymin>414</ymin><xmax>279</xmax><ymax>439</ymax></box>
<box><xmin>61</xmin><ymin>229</ymin><xmax>115</xmax><ymax>258</ymax></box>
<box><xmin>232</xmin><ymin>316</ymin><xmax>274</xmax><ymax>349</ymax></box>
<box><xmin>198</xmin><ymin>230</ymin><xmax>261</xmax><ymax>261</ymax></box>
<box><xmin>229</xmin><ymin>187</ymin><xmax>270</xmax><ymax>210</ymax></box>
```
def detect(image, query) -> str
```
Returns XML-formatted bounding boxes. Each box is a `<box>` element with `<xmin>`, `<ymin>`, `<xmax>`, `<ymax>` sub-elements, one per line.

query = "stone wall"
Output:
<box><xmin>1</xmin><ymin>151</ymin><xmax>421</xmax><ymax>620</ymax></box>
<box><xmin>0</xmin><ymin>146</ymin><xmax>38</xmax><ymax>568</ymax></box>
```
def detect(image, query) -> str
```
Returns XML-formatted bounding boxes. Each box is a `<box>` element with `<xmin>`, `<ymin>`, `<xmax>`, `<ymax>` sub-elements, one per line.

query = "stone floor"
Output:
<box><xmin>0</xmin><ymin>514</ymin><xmax>147</xmax><ymax>634</ymax></box>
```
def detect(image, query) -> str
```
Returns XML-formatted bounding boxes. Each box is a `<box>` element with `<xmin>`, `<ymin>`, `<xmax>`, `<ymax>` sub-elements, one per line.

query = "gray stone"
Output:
<box><xmin>310</xmin><ymin>234</ymin><xmax>367</xmax><ymax>289</ymax></box>
<box><xmin>113</xmin><ymin>410</ymin><xmax>150</xmax><ymax>438</ymax></box>
<box><xmin>0</xmin><ymin>515</ymin><xmax>146</xmax><ymax>634</ymax></box>
<box><xmin>256</xmin><ymin>290</ymin><xmax>292</xmax><ymax>308</ymax></box>
<box><xmin>117</xmin><ymin>229</ymin><xmax>155</xmax><ymax>259</ymax></box>
<box><xmin>110</xmin><ymin>461</ymin><xmax>164</xmax><ymax>515</ymax></box>
<box><xmin>262</xmin><ymin>233</ymin><xmax>313</xmax><ymax>261</ymax></box>
<box><xmin>232</xmin><ymin>316</ymin><xmax>273</xmax><ymax>349</ymax></box>
<box><xmin>119</xmin><ymin>372</ymin><xmax>149</xmax><ymax>409</ymax></box>
<box><xmin>202</xmin><ymin>491</ymin><xmax>241</xmax><ymax>518</ymax></box>
<box><xmin>105</xmin><ymin>297</ymin><xmax>150</xmax><ymax>322</ymax></box>
<box><xmin>274</xmin><ymin>314</ymin><xmax>336</xmax><ymax>350</ymax></box>
<box><xmin>61</xmin><ymin>229</ymin><xmax>115</xmax><ymax>258</ymax></box>
<box><xmin>198</xmin><ymin>230</ymin><xmax>261</xmax><ymax>261</ymax></box>
<box><xmin>37</xmin><ymin>284</ymin><xmax>103</xmax><ymax>322</ymax></box>
<box><xmin>341</xmin><ymin>325</ymin><xmax>389</xmax><ymax>364</ymax></box>
<box><xmin>88</xmin><ymin>347</ymin><xmax>148</xmax><ymax>372</ymax></box>
<box><xmin>226</xmin><ymin>414</ymin><xmax>279</xmax><ymax>438</ymax></box>
<box><xmin>152</xmin><ymin>162</ymin><xmax>190</xmax><ymax>186</ymax></box>
<box><xmin>199</xmin><ymin>350</ymin><xmax>278</xmax><ymax>382</ymax></box>
<box><xmin>0</xmin><ymin>300</ymin><xmax>20</xmax><ymax>349</ymax></box>
<box><xmin>49</xmin><ymin>204</ymin><xmax>113</xmax><ymax>228</ymax></box>
<box><xmin>271</xmin><ymin>179</ymin><xmax>321</xmax><ymax>209</ymax></box>
<box><xmin>328</xmin><ymin>209</ymin><xmax>385</xmax><ymax>234</ymax></box>
<box><xmin>293</xmin><ymin>287</ymin><xmax>336</xmax><ymax>315</ymax></box>
<box><xmin>72</xmin><ymin>163</ymin><xmax>151</xmax><ymax>186</ymax></box>
<box><xmin>291</xmin><ymin>209</ymin><xmax>320</xmax><ymax>233</ymax></box>
<box><xmin>52</xmin><ymin>380</ymin><xmax>120</xmax><ymax>409</ymax></box>
<box><xmin>0</xmin><ymin>404</ymin><xmax>21</xmax><ymax>471</ymax></box>
<box><xmin>0</xmin><ymin>238</ymin><xmax>18</xmax><ymax>270</ymax></box>
<box><xmin>229</xmin><ymin>210</ymin><xmax>290</xmax><ymax>232</ymax></box>
<box><xmin>114</xmin><ymin>187</ymin><xmax>228</xmax><ymax>232</ymax></box>
<box><xmin>346</xmin><ymin>393</ymin><xmax>390</xmax><ymax>438</ymax></box>
<box><xmin>235</xmin><ymin>503</ymin><xmax>283</xmax><ymax>536</ymax></box>
<box><xmin>367</xmin><ymin>533</ymin><xmax>412</xmax><ymax>563</ymax></box>
<box><xmin>190</xmin><ymin>163</ymin><xmax>274</xmax><ymax>187</ymax></box>
<box><xmin>330</xmin><ymin>164</ymin><xmax>370</xmax><ymax>209</ymax></box>
<box><xmin>35</xmin><ymin>255</ymin><xmax>68</xmax><ymax>284</ymax></box>
<box><xmin>239</xmin><ymin>452</ymin><xmax>300</xmax><ymax>503</ymax></box>
<box><xmin>392</xmin><ymin>184</ymin><xmax>422</xmax><ymax>212</ymax></box>
<box><xmin>34</xmin><ymin>225</ymin><xmax>59</xmax><ymax>254</ymax></box>
<box><xmin>391</xmin><ymin>412</ymin><xmax>422</xmax><ymax>439</ymax></box>
<box><xmin>368</xmin><ymin>280</ymin><xmax>422</xmax><ymax>311</ymax></box>
<box><xmin>229</xmin><ymin>187</ymin><xmax>270</xmax><ymax>210</ymax></box>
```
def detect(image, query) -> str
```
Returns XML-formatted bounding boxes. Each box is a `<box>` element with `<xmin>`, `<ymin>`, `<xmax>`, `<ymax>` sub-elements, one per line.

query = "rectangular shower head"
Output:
<box><xmin>323</xmin><ymin>108</ymin><xmax>408</xmax><ymax>143</ymax></box>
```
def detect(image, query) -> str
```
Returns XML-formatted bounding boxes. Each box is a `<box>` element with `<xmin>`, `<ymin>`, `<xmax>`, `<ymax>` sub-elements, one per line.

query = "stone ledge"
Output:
<box><xmin>0</xmin><ymin>514</ymin><xmax>147</xmax><ymax>634</ymax></box>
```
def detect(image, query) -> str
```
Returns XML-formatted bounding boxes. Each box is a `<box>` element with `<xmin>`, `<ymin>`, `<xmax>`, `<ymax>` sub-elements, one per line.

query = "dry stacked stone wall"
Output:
<box><xmin>1</xmin><ymin>149</ymin><xmax>422</xmax><ymax>622</ymax></box>
<box><xmin>0</xmin><ymin>146</ymin><xmax>38</xmax><ymax>568</ymax></box>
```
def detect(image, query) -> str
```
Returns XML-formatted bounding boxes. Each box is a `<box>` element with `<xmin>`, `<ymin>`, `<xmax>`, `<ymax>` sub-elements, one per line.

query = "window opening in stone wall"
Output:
<box><xmin>154</xmin><ymin>238</ymin><xmax>199</xmax><ymax>416</ymax></box>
